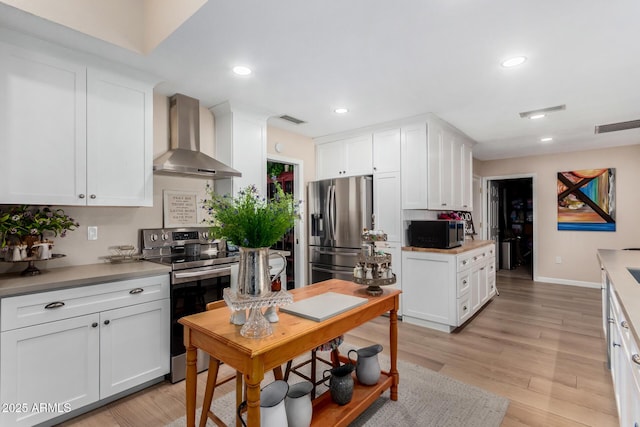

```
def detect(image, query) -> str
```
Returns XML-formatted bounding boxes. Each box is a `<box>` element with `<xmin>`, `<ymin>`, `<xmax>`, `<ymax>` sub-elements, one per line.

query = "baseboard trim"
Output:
<box><xmin>534</xmin><ymin>276</ymin><xmax>600</xmax><ymax>289</ymax></box>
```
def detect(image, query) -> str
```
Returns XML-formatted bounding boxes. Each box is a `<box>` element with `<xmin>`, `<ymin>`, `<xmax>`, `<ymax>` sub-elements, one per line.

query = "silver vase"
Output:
<box><xmin>238</xmin><ymin>246</ymin><xmax>272</xmax><ymax>297</ymax></box>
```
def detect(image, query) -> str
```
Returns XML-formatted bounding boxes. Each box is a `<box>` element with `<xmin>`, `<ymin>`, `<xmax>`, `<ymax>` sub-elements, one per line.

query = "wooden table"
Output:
<box><xmin>179</xmin><ymin>279</ymin><xmax>400</xmax><ymax>427</ymax></box>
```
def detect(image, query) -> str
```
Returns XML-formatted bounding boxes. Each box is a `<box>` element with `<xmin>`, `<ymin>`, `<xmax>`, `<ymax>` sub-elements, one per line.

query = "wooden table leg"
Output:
<box><xmin>185</xmin><ymin>342</ymin><xmax>198</xmax><ymax>427</ymax></box>
<box><xmin>245</xmin><ymin>360</ymin><xmax>265</xmax><ymax>427</ymax></box>
<box><xmin>389</xmin><ymin>306</ymin><xmax>399</xmax><ymax>401</ymax></box>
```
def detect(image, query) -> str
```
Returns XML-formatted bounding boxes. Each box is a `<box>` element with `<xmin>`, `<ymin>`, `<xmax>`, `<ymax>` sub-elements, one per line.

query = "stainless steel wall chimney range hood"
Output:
<box><xmin>153</xmin><ymin>94</ymin><xmax>242</xmax><ymax>179</ymax></box>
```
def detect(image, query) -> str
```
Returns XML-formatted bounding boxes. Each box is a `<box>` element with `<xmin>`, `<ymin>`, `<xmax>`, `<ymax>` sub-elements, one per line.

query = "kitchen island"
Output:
<box><xmin>402</xmin><ymin>240</ymin><xmax>496</xmax><ymax>332</ymax></box>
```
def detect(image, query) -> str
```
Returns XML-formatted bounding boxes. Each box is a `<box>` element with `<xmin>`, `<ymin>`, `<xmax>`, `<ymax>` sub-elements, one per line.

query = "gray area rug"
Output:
<box><xmin>167</xmin><ymin>351</ymin><xmax>509</xmax><ymax>427</ymax></box>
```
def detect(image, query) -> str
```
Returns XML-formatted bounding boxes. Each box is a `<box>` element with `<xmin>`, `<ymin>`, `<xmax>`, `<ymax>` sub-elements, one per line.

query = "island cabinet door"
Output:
<box><xmin>0</xmin><ymin>314</ymin><xmax>100</xmax><ymax>427</ymax></box>
<box><xmin>99</xmin><ymin>299</ymin><xmax>169</xmax><ymax>399</ymax></box>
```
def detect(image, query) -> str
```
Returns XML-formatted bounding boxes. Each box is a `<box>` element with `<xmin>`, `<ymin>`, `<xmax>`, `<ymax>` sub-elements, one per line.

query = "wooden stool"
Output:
<box><xmin>200</xmin><ymin>301</ymin><xmax>283</xmax><ymax>427</ymax></box>
<box><xmin>284</xmin><ymin>336</ymin><xmax>343</xmax><ymax>399</ymax></box>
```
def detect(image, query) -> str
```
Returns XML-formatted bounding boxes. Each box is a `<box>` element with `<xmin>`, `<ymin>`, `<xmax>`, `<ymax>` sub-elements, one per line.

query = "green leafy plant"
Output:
<box><xmin>0</xmin><ymin>205</ymin><xmax>80</xmax><ymax>247</ymax></box>
<box><xmin>202</xmin><ymin>182</ymin><xmax>300</xmax><ymax>248</ymax></box>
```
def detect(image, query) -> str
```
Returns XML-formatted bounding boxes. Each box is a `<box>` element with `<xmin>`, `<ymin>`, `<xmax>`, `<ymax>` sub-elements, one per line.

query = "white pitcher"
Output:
<box><xmin>285</xmin><ymin>381</ymin><xmax>313</xmax><ymax>427</ymax></box>
<box><xmin>238</xmin><ymin>380</ymin><xmax>289</xmax><ymax>427</ymax></box>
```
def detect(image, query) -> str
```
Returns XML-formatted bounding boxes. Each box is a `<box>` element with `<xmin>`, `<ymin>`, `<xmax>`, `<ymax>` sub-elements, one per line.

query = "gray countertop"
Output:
<box><xmin>0</xmin><ymin>261</ymin><xmax>171</xmax><ymax>298</ymax></box>
<box><xmin>597</xmin><ymin>249</ymin><xmax>640</xmax><ymax>344</ymax></box>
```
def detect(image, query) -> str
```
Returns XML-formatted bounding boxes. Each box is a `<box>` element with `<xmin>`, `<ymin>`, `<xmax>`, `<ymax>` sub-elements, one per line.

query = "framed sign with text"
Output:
<box><xmin>163</xmin><ymin>190</ymin><xmax>200</xmax><ymax>228</ymax></box>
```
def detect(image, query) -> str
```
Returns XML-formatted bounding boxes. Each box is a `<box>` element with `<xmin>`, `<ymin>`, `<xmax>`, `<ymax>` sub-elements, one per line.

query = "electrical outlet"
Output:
<box><xmin>88</xmin><ymin>226</ymin><xmax>98</xmax><ymax>241</ymax></box>
<box><xmin>555</xmin><ymin>256</ymin><xmax>562</xmax><ymax>264</ymax></box>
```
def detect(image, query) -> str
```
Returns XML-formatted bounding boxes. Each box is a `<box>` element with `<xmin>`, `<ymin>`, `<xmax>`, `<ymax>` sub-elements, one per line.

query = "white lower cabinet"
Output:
<box><xmin>0</xmin><ymin>314</ymin><xmax>100</xmax><ymax>427</ymax></box>
<box><xmin>608</xmin><ymin>286</ymin><xmax>640</xmax><ymax>427</ymax></box>
<box><xmin>0</xmin><ymin>275</ymin><xmax>170</xmax><ymax>426</ymax></box>
<box><xmin>99</xmin><ymin>299</ymin><xmax>169</xmax><ymax>398</ymax></box>
<box><xmin>402</xmin><ymin>243</ymin><xmax>495</xmax><ymax>332</ymax></box>
<box><xmin>375</xmin><ymin>241</ymin><xmax>402</xmax><ymax>316</ymax></box>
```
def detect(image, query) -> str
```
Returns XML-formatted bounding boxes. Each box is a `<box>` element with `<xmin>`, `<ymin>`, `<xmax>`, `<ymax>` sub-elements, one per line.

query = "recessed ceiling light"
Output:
<box><xmin>232</xmin><ymin>65</ymin><xmax>252</xmax><ymax>76</ymax></box>
<box><xmin>540</xmin><ymin>137</ymin><xmax>553</xmax><ymax>143</ymax></box>
<box><xmin>529</xmin><ymin>113</ymin><xmax>546</xmax><ymax>120</ymax></box>
<box><xmin>501</xmin><ymin>56</ymin><xmax>527</xmax><ymax>68</ymax></box>
<box><xmin>334</xmin><ymin>108</ymin><xmax>349</xmax><ymax>114</ymax></box>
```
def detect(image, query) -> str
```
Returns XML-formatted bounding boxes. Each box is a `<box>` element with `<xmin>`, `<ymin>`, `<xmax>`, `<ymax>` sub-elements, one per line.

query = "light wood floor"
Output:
<box><xmin>58</xmin><ymin>274</ymin><xmax>617</xmax><ymax>427</ymax></box>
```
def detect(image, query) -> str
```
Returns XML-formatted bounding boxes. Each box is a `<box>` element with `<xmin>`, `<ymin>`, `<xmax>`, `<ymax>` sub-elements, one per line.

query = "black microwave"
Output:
<box><xmin>407</xmin><ymin>220</ymin><xmax>465</xmax><ymax>249</ymax></box>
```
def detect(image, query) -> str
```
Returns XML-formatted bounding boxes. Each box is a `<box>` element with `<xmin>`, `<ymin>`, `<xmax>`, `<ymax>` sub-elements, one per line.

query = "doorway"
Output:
<box><xmin>483</xmin><ymin>174</ymin><xmax>536</xmax><ymax>280</ymax></box>
<box><xmin>266</xmin><ymin>155</ymin><xmax>305</xmax><ymax>289</ymax></box>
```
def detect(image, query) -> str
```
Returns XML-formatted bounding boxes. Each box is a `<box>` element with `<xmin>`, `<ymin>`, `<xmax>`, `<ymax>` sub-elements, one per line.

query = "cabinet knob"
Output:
<box><xmin>78</xmin><ymin>194</ymin><xmax>85</xmax><ymax>199</ymax></box>
<box><xmin>104</xmin><ymin>320</ymin><xmax>110</xmax><ymax>325</ymax></box>
<box><xmin>463</xmin><ymin>305</ymin><xmax>468</xmax><ymax>311</ymax></box>
<box><xmin>633</xmin><ymin>354</ymin><xmax>640</xmax><ymax>365</ymax></box>
<box><xmin>92</xmin><ymin>322</ymin><xmax>98</xmax><ymax>328</ymax></box>
<box><xmin>621</xmin><ymin>320</ymin><xmax>629</xmax><ymax>329</ymax></box>
<box><xmin>90</xmin><ymin>194</ymin><xmax>97</xmax><ymax>199</ymax></box>
<box><xmin>373</xmin><ymin>167</ymin><xmax>377</xmax><ymax>171</ymax></box>
<box><xmin>462</xmin><ymin>280</ymin><xmax>467</xmax><ymax>285</ymax></box>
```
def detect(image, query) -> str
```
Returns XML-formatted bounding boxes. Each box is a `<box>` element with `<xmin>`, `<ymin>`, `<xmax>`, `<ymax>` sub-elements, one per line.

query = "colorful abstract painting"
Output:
<box><xmin>557</xmin><ymin>168</ymin><xmax>615</xmax><ymax>231</ymax></box>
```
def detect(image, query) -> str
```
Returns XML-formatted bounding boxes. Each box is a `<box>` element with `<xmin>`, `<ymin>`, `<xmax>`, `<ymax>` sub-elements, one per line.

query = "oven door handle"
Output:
<box><xmin>172</xmin><ymin>266</ymin><xmax>232</xmax><ymax>283</ymax></box>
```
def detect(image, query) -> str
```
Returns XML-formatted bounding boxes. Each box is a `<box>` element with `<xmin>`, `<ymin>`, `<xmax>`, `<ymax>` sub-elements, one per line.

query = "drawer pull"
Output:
<box><xmin>129</xmin><ymin>288</ymin><xmax>144</xmax><ymax>295</ymax></box>
<box><xmin>621</xmin><ymin>320</ymin><xmax>629</xmax><ymax>329</ymax></box>
<box><xmin>633</xmin><ymin>354</ymin><xmax>640</xmax><ymax>365</ymax></box>
<box><xmin>480</xmin><ymin>267</ymin><xmax>485</xmax><ymax>271</ymax></box>
<box><xmin>44</xmin><ymin>301</ymin><xmax>65</xmax><ymax>309</ymax></box>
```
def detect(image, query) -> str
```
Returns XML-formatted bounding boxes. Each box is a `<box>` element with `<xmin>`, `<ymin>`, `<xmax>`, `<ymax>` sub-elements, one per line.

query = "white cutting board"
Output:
<box><xmin>280</xmin><ymin>292</ymin><xmax>368</xmax><ymax>322</ymax></box>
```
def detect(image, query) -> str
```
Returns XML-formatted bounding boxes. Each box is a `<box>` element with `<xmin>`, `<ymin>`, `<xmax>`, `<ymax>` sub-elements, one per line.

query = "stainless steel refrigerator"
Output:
<box><xmin>308</xmin><ymin>175</ymin><xmax>373</xmax><ymax>284</ymax></box>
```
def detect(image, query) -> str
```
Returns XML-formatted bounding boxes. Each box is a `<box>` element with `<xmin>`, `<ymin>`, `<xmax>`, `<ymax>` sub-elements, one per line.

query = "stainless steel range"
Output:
<box><xmin>141</xmin><ymin>227</ymin><xmax>238</xmax><ymax>383</ymax></box>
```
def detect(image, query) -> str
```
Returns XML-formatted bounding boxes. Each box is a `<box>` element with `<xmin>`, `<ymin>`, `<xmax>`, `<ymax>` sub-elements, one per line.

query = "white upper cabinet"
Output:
<box><xmin>401</xmin><ymin>123</ymin><xmax>428</xmax><ymax>209</ymax></box>
<box><xmin>0</xmin><ymin>42</ymin><xmax>153</xmax><ymax>206</ymax></box>
<box><xmin>373</xmin><ymin>128</ymin><xmax>401</xmax><ymax>173</ymax></box>
<box><xmin>87</xmin><ymin>68</ymin><xmax>153</xmax><ymax>206</ymax></box>
<box><xmin>0</xmin><ymin>43</ymin><xmax>87</xmax><ymax>205</ymax></box>
<box><xmin>401</xmin><ymin>117</ymin><xmax>473</xmax><ymax>211</ymax></box>
<box><xmin>316</xmin><ymin>134</ymin><xmax>372</xmax><ymax>180</ymax></box>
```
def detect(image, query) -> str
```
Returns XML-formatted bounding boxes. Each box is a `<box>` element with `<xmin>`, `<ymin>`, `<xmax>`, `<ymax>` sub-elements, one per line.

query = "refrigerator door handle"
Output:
<box><xmin>325</xmin><ymin>185</ymin><xmax>332</xmax><ymax>241</ymax></box>
<box><xmin>329</xmin><ymin>185</ymin><xmax>337</xmax><ymax>241</ymax></box>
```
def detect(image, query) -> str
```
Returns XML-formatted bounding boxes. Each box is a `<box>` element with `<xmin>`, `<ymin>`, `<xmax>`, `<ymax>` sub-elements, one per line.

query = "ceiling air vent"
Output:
<box><xmin>519</xmin><ymin>104</ymin><xmax>566</xmax><ymax>118</ymax></box>
<box><xmin>595</xmin><ymin>119</ymin><xmax>640</xmax><ymax>134</ymax></box>
<box><xmin>279</xmin><ymin>115</ymin><xmax>306</xmax><ymax>125</ymax></box>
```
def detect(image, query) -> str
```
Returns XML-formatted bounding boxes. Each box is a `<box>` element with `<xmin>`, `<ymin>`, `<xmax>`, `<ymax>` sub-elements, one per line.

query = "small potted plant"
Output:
<box><xmin>202</xmin><ymin>181</ymin><xmax>300</xmax><ymax>337</ymax></box>
<box><xmin>0</xmin><ymin>205</ymin><xmax>79</xmax><ymax>259</ymax></box>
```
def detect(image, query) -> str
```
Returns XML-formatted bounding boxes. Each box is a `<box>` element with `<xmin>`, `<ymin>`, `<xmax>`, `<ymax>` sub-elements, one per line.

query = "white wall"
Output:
<box><xmin>476</xmin><ymin>144</ymin><xmax>640</xmax><ymax>285</ymax></box>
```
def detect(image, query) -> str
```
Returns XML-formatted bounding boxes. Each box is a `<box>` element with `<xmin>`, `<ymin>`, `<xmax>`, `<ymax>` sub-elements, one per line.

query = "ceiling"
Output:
<box><xmin>1</xmin><ymin>0</ymin><xmax>640</xmax><ymax>160</ymax></box>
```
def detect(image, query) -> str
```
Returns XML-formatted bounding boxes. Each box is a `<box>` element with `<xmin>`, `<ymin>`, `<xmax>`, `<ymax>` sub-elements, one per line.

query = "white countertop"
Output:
<box><xmin>0</xmin><ymin>261</ymin><xmax>171</xmax><ymax>298</ymax></box>
<box><xmin>597</xmin><ymin>249</ymin><xmax>640</xmax><ymax>343</ymax></box>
